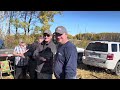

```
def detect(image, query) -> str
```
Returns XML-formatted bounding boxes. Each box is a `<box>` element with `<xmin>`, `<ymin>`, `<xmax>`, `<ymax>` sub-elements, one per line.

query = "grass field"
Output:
<box><xmin>77</xmin><ymin>63</ymin><xmax>120</xmax><ymax>79</ymax></box>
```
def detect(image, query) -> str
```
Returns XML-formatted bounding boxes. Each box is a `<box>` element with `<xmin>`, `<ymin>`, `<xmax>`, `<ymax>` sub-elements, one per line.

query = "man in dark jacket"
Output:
<box><xmin>33</xmin><ymin>30</ymin><xmax>56</xmax><ymax>79</ymax></box>
<box><xmin>54</xmin><ymin>26</ymin><xmax>78</xmax><ymax>79</ymax></box>
<box><xmin>26</xmin><ymin>36</ymin><xmax>43</xmax><ymax>79</ymax></box>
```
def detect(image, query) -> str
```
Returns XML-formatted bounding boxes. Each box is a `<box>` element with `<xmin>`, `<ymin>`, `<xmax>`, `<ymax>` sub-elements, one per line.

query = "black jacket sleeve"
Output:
<box><xmin>24</xmin><ymin>44</ymin><xmax>34</xmax><ymax>58</ymax></box>
<box><xmin>39</xmin><ymin>47</ymin><xmax>53</xmax><ymax>61</ymax></box>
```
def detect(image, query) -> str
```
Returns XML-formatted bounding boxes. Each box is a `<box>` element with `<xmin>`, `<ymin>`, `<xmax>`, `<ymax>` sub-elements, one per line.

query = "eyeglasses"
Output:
<box><xmin>43</xmin><ymin>33</ymin><xmax>50</xmax><ymax>37</ymax></box>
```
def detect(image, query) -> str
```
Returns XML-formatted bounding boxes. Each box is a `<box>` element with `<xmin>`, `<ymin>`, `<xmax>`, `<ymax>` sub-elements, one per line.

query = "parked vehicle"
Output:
<box><xmin>0</xmin><ymin>39</ymin><xmax>5</xmax><ymax>49</ymax></box>
<box><xmin>76</xmin><ymin>47</ymin><xmax>84</xmax><ymax>64</ymax></box>
<box><xmin>82</xmin><ymin>41</ymin><xmax>120</xmax><ymax>75</ymax></box>
<box><xmin>0</xmin><ymin>39</ymin><xmax>14</xmax><ymax>60</ymax></box>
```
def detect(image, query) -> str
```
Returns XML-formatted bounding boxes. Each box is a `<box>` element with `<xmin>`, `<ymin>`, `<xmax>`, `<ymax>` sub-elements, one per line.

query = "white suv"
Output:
<box><xmin>82</xmin><ymin>41</ymin><xmax>120</xmax><ymax>75</ymax></box>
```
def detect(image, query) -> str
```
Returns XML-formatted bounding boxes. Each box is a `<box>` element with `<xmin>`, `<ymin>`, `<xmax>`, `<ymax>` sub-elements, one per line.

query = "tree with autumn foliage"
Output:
<box><xmin>39</xmin><ymin>11</ymin><xmax>62</xmax><ymax>33</ymax></box>
<box><xmin>0</xmin><ymin>11</ymin><xmax>62</xmax><ymax>35</ymax></box>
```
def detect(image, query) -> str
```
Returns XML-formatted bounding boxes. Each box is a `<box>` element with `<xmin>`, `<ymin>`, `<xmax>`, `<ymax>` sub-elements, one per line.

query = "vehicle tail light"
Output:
<box><xmin>106</xmin><ymin>54</ymin><xmax>114</xmax><ymax>60</ymax></box>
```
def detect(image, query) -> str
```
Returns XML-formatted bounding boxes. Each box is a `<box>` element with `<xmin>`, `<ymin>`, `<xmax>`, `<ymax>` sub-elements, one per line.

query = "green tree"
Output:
<box><xmin>33</xmin><ymin>26</ymin><xmax>41</xmax><ymax>35</ymax></box>
<box><xmin>68</xmin><ymin>34</ymin><xmax>73</xmax><ymax>39</ymax></box>
<box><xmin>39</xmin><ymin>11</ymin><xmax>62</xmax><ymax>33</ymax></box>
<box><xmin>10</xmin><ymin>18</ymin><xmax>21</xmax><ymax>35</ymax></box>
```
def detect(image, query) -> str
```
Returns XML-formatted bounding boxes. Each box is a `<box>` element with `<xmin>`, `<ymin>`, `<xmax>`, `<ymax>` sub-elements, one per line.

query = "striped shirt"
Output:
<box><xmin>14</xmin><ymin>45</ymin><xmax>27</xmax><ymax>66</ymax></box>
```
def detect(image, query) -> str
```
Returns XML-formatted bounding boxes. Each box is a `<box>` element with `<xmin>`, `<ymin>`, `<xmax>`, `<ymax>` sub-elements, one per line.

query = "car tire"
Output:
<box><xmin>106</xmin><ymin>69</ymin><xmax>112</xmax><ymax>74</ymax></box>
<box><xmin>114</xmin><ymin>62</ymin><xmax>120</xmax><ymax>76</ymax></box>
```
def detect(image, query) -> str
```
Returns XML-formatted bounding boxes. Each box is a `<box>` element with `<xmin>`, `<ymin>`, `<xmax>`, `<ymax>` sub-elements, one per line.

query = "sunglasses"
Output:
<box><xmin>55</xmin><ymin>33</ymin><xmax>63</xmax><ymax>37</ymax></box>
<box><xmin>43</xmin><ymin>33</ymin><xmax>50</xmax><ymax>37</ymax></box>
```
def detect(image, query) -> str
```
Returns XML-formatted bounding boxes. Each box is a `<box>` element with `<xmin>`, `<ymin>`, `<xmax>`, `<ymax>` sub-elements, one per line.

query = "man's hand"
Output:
<box><xmin>40</xmin><ymin>57</ymin><xmax>46</xmax><ymax>61</ymax></box>
<box><xmin>19</xmin><ymin>53</ymin><xmax>25</xmax><ymax>58</ymax></box>
<box><xmin>23</xmin><ymin>49</ymin><xmax>29</xmax><ymax>53</ymax></box>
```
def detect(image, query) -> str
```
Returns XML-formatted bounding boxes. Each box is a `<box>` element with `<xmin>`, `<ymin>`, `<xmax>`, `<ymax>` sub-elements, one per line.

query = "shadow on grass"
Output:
<box><xmin>77</xmin><ymin>62</ymin><xmax>107</xmax><ymax>73</ymax></box>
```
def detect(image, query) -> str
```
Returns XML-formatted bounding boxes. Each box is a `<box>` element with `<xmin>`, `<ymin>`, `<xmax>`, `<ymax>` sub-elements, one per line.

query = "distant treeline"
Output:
<box><xmin>68</xmin><ymin>32</ymin><xmax>120</xmax><ymax>42</ymax></box>
<box><xmin>4</xmin><ymin>32</ymin><xmax>120</xmax><ymax>49</ymax></box>
<box><xmin>68</xmin><ymin>33</ymin><xmax>120</xmax><ymax>48</ymax></box>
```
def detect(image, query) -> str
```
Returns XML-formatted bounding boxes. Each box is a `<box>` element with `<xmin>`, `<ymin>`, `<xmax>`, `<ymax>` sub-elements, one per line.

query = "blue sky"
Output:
<box><xmin>50</xmin><ymin>11</ymin><xmax>120</xmax><ymax>36</ymax></box>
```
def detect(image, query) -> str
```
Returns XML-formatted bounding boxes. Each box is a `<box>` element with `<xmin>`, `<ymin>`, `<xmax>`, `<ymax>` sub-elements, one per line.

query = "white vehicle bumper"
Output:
<box><xmin>82</xmin><ymin>56</ymin><xmax>115</xmax><ymax>70</ymax></box>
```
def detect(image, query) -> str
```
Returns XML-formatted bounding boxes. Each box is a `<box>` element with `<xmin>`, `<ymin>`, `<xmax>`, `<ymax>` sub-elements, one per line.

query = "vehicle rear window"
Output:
<box><xmin>86</xmin><ymin>42</ymin><xmax>108</xmax><ymax>52</ymax></box>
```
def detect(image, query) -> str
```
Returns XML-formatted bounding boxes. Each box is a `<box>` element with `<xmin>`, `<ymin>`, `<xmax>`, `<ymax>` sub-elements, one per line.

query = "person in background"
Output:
<box><xmin>54</xmin><ymin>26</ymin><xmax>78</xmax><ymax>79</ymax></box>
<box><xmin>0</xmin><ymin>39</ymin><xmax>5</xmax><ymax>49</ymax></box>
<box><xmin>13</xmin><ymin>40</ymin><xmax>29</xmax><ymax>79</ymax></box>
<box><xmin>33</xmin><ymin>30</ymin><xmax>56</xmax><ymax>79</ymax></box>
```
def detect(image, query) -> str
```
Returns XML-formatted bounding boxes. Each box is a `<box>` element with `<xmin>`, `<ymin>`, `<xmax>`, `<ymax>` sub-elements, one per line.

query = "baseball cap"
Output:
<box><xmin>55</xmin><ymin>26</ymin><xmax>67</xmax><ymax>34</ymax></box>
<box><xmin>43</xmin><ymin>30</ymin><xmax>52</xmax><ymax>35</ymax></box>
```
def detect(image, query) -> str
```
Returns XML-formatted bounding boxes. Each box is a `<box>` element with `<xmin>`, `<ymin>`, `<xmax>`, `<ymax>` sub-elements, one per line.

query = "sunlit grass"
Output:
<box><xmin>77</xmin><ymin>63</ymin><xmax>120</xmax><ymax>79</ymax></box>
